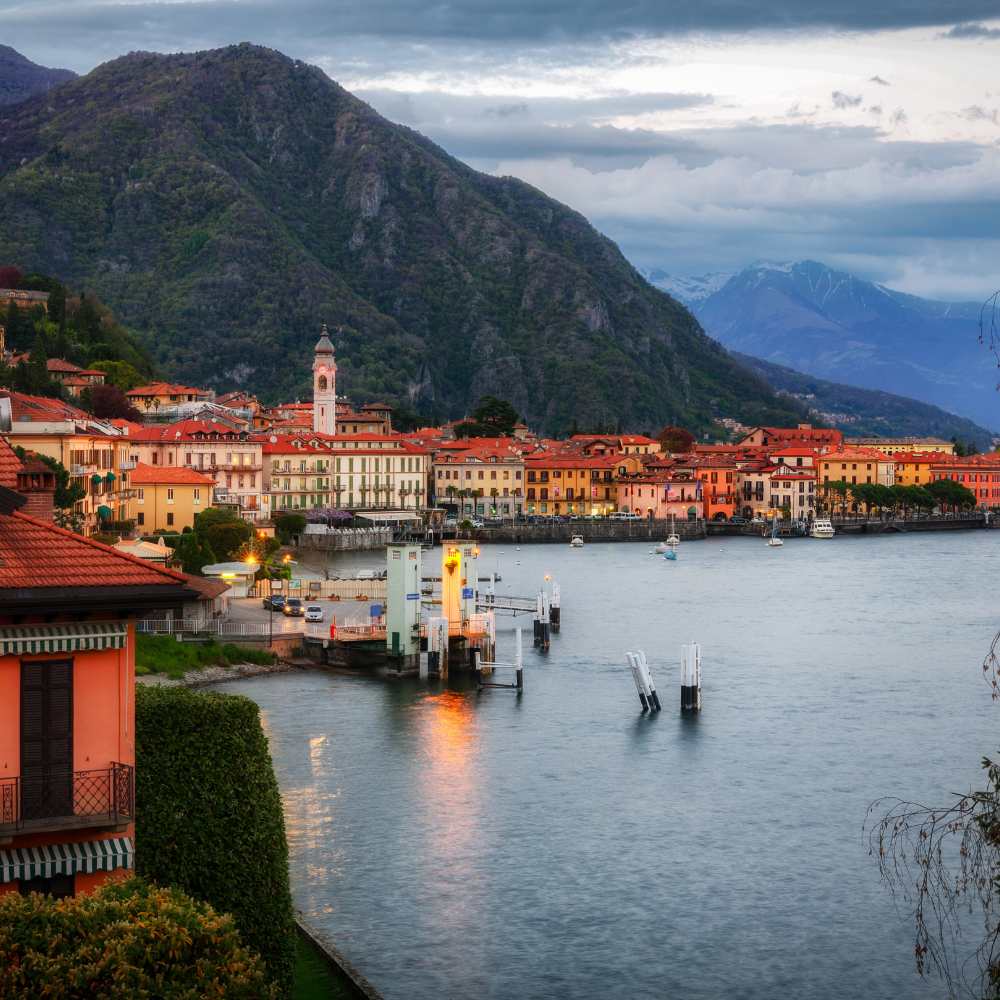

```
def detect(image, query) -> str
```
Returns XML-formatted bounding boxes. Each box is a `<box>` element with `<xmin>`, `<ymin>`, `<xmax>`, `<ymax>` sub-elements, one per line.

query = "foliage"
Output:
<box><xmin>0</xmin><ymin>46</ymin><xmax>805</xmax><ymax>433</ymax></box>
<box><xmin>135</xmin><ymin>634</ymin><xmax>275</xmax><ymax>678</ymax></box>
<box><xmin>81</xmin><ymin>383</ymin><xmax>142</xmax><ymax>420</ymax></box>
<box><xmin>273</xmin><ymin>511</ymin><xmax>306</xmax><ymax>544</ymax></box>
<box><xmin>926</xmin><ymin>478</ymin><xmax>977</xmax><ymax>509</ymax></box>
<box><xmin>172</xmin><ymin>529</ymin><xmax>216</xmax><ymax>574</ymax></box>
<box><xmin>0</xmin><ymin>877</ymin><xmax>278</xmax><ymax>999</ymax></box>
<box><xmin>91</xmin><ymin>358</ymin><xmax>145</xmax><ymax>390</ymax></box>
<box><xmin>135</xmin><ymin>685</ymin><xmax>295</xmax><ymax>994</ymax></box>
<box><xmin>193</xmin><ymin>506</ymin><xmax>253</xmax><ymax>561</ymax></box>
<box><xmin>0</xmin><ymin>264</ymin><xmax>22</xmax><ymax>287</ymax></box>
<box><xmin>656</xmin><ymin>425</ymin><xmax>696</xmax><ymax>453</ymax></box>
<box><xmin>453</xmin><ymin>396</ymin><xmax>521</xmax><ymax>438</ymax></box>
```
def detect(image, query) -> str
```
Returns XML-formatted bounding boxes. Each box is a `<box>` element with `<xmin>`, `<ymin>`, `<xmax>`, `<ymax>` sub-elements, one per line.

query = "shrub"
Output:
<box><xmin>135</xmin><ymin>686</ymin><xmax>295</xmax><ymax>995</ymax></box>
<box><xmin>135</xmin><ymin>635</ymin><xmax>276</xmax><ymax>677</ymax></box>
<box><xmin>0</xmin><ymin>877</ymin><xmax>278</xmax><ymax>998</ymax></box>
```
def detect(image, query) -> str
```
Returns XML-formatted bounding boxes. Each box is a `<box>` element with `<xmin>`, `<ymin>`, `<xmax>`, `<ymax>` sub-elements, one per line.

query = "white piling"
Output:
<box><xmin>627</xmin><ymin>650</ymin><xmax>660</xmax><ymax>712</ymax></box>
<box><xmin>681</xmin><ymin>641</ymin><xmax>702</xmax><ymax>712</ymax></box>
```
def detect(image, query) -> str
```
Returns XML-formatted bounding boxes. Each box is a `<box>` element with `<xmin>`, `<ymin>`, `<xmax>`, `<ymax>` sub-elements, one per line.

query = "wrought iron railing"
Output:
<box><xmin>0</xmin><ymin>763</ymin><xmax>134</xmax><ymax>832</ymax></box>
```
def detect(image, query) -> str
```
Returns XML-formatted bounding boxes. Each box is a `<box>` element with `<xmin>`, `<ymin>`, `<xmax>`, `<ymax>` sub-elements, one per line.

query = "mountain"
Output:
<box><xmin>638</xmin><ymin>267</ymin><xmax>733</xmax><ymax>307</ymax></box>
<box><xmin>734</xmin><ymin>353</ymin><xmax>996</xmax><ymax>451</ymax></box>
<box><xmin>0</xmin><ymin>46</ymin><xmax>75</xmax><ymax>106</ymax></box>
<box><xmin>666</xmin><ymin>260</ymin><xmax>998</xmax><ymax>430</ymax></box>
<box><xmin>0</xmin><ymin>45</ymin><xmax>804</xmax><ymax>434</ymax></box>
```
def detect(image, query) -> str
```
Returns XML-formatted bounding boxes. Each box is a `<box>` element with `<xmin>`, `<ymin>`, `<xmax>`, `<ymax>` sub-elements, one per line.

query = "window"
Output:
<box><xmin>137</xmin><ymin>512</ymin><xmax>145</xmax><ymax>525</ymax></box>
<box><xmin>166</xmin><ymin>512</ymin><xmax>174</xmax><ymax>526</ymax></box>
<box><xmin>167</xmin><ymin>488</ymin><xmax>174</xmax><ymax>502</ymax></box>
<box><xmin>194</xmin><ymin>488</ymin><xmax>201</xmax><ymax>503</ymax></box>
<box><xmin>137</xmin><ymin>488</ymin><xmax>145</xmax><ymax>501</ymax></box>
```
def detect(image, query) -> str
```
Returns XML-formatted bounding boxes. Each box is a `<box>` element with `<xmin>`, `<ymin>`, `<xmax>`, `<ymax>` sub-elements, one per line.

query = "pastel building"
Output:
<box><xmin>0</xmin><ymin>439</ymin><xmax>193</xmax><ymax>899</ymax></box>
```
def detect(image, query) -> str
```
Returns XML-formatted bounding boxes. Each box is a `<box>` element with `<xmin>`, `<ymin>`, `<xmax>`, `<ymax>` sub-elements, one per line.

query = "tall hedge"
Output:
<box><xmin>0</xmin><ymin>878</ymin><xmax>278</xmax><ymax>998</ymax></box>
<box><xmin>135</xmin><ymin>685</ymin><xmax>295</xmax><ymax>995</ymax></box>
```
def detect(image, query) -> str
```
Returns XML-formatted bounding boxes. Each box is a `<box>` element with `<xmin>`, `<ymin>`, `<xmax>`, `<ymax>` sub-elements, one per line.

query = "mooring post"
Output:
<box><xmin>539</xmin><ymin>590</ymin><xmax>551</xmax><ymax>651</ymax></box>
<box><xmin>627</xmin><ymin>652</ymin><xmax>649</xmax><ymax>711</ymax></box>
<box><xmin>515</xmin><ymin>627</ymin><xmax>524</xmax><ymax>692</ymax></box>
<box><xmin>681</xmin><ymin>641</ymin><xmax>702</xmax><ymax>712</ymax></box>
<box><xmin>550</xmin><ymin>580</ymin><xmax>561</xmax><ymax>633</ymax></box>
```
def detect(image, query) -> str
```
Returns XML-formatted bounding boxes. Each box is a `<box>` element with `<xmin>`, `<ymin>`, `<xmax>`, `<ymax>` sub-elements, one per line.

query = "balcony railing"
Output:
<box><xmin>0</xmin><ymin>763</ymin><xmax>134</xmax><ymax>835</ymax></box>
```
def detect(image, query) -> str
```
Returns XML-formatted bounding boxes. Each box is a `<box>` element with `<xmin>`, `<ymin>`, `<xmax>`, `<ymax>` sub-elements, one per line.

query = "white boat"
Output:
<box><xmin>654</xmin><ymin>541</ymin><xmax>669</xmax><ymax>554</ymax></box>
<box><xmin>767</xmin><ymin>516</ymin><xmax>784</xmax><ymax>547</ymax></box>
<box><xmin>666</xmin><ymin>514</ymin><xmax>680</xmax><ymax>547</ymax></box>
<box><xmin>810</xmin><ymin>518</ymin><xmax>835</xmax><ymax>539</ymax></box>
<box><xmin>570</xmin><ymin>534</ymin><xmax>585</xmax><ymax>548</ymax></box>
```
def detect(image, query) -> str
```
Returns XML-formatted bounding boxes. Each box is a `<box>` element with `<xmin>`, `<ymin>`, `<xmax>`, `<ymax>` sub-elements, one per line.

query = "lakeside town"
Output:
<box><xmin>1</xmin><ymin>298</ymin><xmax>994</xmax><ymax>548</ymax></box>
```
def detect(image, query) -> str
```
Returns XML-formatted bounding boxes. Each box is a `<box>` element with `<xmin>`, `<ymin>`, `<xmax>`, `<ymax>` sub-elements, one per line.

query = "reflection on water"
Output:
<box><xmin>221</xmin><ymin>533</ymin><xmax>1000</xmax><ymax>1000</ymax></box>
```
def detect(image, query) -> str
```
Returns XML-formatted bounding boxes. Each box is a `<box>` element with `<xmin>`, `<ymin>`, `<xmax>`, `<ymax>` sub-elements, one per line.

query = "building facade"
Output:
<box><xmin>128</xmin><ymin>464</ymin><xmax>215</xmax><ymax>532</ymax></box>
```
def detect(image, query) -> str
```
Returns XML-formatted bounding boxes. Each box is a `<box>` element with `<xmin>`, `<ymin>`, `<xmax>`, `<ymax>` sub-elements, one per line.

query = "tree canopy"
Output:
<box><xmin>656</xmin><ymin>425</ymin><xmax>696</xmax><ymax>454</ymax></box>
<box><xmin>454</xmin><ymin>395</ymin><xmax>520</xmax><ymax>438</ymax></box>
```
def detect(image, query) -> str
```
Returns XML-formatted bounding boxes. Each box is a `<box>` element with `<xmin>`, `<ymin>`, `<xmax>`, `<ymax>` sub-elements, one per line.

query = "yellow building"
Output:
<box><xmin>893</xmin><ymin>451</ymin><xmax>955</xmax><ymax>488</ymax></box>
<box><xmin>524</xmin><ymin>454</ymin><xmax>643</xmax><ymax>516</ymax></box>
<box><xmin>125</xmin><ymin>382</ymin><xmax>213</xmax><ymax>412</ymax></box>
<box><xmin>128</xmin><ymin>463</ymin><xmax>215</xmax><ymax>532</ymax></box>
<box><xmin>845</xmin><ymin>436</ymin><xmax>956</xmax><ymax>456</ymax></box>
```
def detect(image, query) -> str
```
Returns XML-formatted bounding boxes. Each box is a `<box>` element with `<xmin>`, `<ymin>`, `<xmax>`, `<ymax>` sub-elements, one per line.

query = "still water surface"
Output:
<box><xmin>221</xmin><ymin>534</ymin><xmax>1000</xmax><ymax>999</ymax></box>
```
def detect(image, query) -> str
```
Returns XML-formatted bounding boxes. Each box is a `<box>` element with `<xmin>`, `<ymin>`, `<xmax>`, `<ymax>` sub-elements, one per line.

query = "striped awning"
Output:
<box><xmin>0</xmin><ymin>837</ymin><xmax>134</xmax><ymax>883</ymax></box>
<box><xmin>0</xmin><ymin>623</ymin><xmax>128</xmax><ymax>656</ymax></box>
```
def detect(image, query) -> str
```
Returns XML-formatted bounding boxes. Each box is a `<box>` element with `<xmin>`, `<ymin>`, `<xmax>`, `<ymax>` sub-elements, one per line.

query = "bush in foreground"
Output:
<box><xmin>136</xmin><ymin>685</ymin><xmax>295</xmax><ymax>995</ymax></box>
<box><xmin>0</xmin><ymin>877</ymin><xmax>278</xmax><ymax>998</ymax></box>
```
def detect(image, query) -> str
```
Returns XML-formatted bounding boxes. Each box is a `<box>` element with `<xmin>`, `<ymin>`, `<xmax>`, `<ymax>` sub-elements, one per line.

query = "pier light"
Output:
<box><xmin>444</xmin><ymin>547</ymin><xmax>461</xmax><ymax>576</ymax></box>
<box><xmin>245</xmin><ymin>554</ymin><xmax>259</xmax><ymax>567</ymax></box>
<box><xmin>544</xmin><ymin>573</ymin><xmax>552</xmax><ymax>582</ymax></box>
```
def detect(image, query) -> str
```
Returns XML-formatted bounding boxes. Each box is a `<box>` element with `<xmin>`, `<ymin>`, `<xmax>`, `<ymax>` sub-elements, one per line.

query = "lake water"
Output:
<box><xmin>220</xmin><ymin>533</ymin><xmax>1000</xmax><ymax>1000</ymax></box>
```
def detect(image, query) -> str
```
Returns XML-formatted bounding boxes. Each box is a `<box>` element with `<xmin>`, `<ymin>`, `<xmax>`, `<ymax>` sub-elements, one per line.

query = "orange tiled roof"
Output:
<box><xmin>126</xmin><ymin>382</ymin><xmax>211</xmax><ymax>397</ymax></box>
<box><xmin>0</xmin><ymin>508</ymin><xmax>190</xmax><ymax>590</ymax></box>
<box><xmin>0</xmin><ymin>438</ymin><xmax>23</xmax><ymax>489</ymax></box>
<box><xmin>0</xmin><ymin>389</ymin><xmax>89</xmax><ymax>422</ymax></box>
<box><xmin>129</xmin><ymin>463</ymin><xmax>216</xmax><ymax>485</ymax></box>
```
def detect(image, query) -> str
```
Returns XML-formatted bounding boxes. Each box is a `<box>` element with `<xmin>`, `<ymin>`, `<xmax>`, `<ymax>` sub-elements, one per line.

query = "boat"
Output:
<box><xmin>663</xmin><ymin>549</ymin><xmax>677</xmax><ymax>561</ymax></box>
<box><xmin>666</xmin><ymin>513</ymin><xmax>680</xmax><ymax>548</ymax></box>
<box><xmin>767</xmin><ymin>516</ymin><xmax>784</xmax><ymax>547</ymax></box>
<box><xmin>654</xmin><ymin>541</ymin><xmax>669</xmax><ymax>554</ymax></box>
<box><xmin>810</xmin><ymin>518</ymin><xmax>835</xmax><ymax>539</ymax></box>
<box><xmin>570</xmin><ymin>535</ymin><xmax>585</xmax><ymax>548</ymax></box>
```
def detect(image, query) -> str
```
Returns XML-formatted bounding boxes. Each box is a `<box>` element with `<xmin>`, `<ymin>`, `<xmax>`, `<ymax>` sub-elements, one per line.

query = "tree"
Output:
<box><xmin>825</xmin><ymin>479</ymin><xmax>849</xmax><ymax>516</ymax></box>
<box><xmin>273</xmin><ymin>511</ymin><xmax>306</xmax><ymax>544</ymax></box>
<box><xmin>851</xmin><ymin>482</ymin><xmax>878</xmax><ymax>515</ymax></box>
<box><xmin>173</xmin><ymin>531</ymin><xmax>217</xmax><ymax>574</ymax></box>
<box><xmin>0</xmin><ymin>878</ymin><xmax>277</xmax><ymax>999</ymax></box>
<box><xmin>455</xmin><ymin>395</ymin><xmax>520</xmax><ymax>437</ymax></box>
<box><xmin>656</xmin><ymin>425</ymin><xmax>696</xmax><ymax>454</ymax></box>
<box><xmin>82</xmin><ymin>383</ymin><xmax>142</xmax><ymax>421</ymax></box>
<box><xmin>194</xmin><ymin>507</ymin><xmax>253</xmax><ymax>561</ymax></box>
<box><xmin>927</xmin><ymin>478</ymin><xmax>977</xmax><ymax>510</ymax></box>
<box><xmin>91</xmin><ymin>359</ymin><xmax>145</xmax><ymax>390</ymax></box>
<box><xmin>0</xmin><ymin>264</ymin><xmax>23</xmax><ymax>288</ymax></box>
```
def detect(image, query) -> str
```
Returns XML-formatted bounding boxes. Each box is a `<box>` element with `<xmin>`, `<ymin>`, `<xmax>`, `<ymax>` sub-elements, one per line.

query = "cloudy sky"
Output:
<box><xmin>5</xmin><ymin>0</ymin><xmax>1000</xmax><ymax>299</ymax></box>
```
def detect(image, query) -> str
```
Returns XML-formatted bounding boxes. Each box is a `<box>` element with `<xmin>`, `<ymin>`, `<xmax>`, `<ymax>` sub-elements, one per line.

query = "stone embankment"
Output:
<box><xmin>299</xmin><ymin>526</ymin><xmax>393</xmax><ymax>551</ymax></box>
<box><xmin>474</xmin><ymin>518</ymin><xmax>706</xmax><ymax>544</ymax></box>
<box><xmin>136</xmin><ymin>660</ymin><xmax>299</xmax><ymax>688</ymax></box>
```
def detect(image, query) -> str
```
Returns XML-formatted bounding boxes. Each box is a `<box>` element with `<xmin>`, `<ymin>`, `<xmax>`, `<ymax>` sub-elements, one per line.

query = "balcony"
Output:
<box><xmin>118</xmin><ymin>459</ymin><xmax>137</xmax><ymax>471</ymax></box>
<box><xmin>0</xmin><ymin>763</ymin><xmax>134</xmax><ymax>838</ymax></box>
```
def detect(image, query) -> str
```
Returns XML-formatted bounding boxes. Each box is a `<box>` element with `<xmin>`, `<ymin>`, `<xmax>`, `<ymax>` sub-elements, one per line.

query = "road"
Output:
<box><xmin>227</xmin><ymin>596</ymin><xmax>380</xmax><ymax>638</ymax></box>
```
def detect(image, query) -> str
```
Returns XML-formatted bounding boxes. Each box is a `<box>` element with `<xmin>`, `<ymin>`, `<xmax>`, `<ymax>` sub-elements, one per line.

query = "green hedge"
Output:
<box><xmin>135</xmin><ymin>686</ymin><xmax>295</xmax><ymax>995</ymax></box>
<box><xmin>0</xmin><ymin>877</ymin><xmax>278</xmax><ymax>998</ymax></box>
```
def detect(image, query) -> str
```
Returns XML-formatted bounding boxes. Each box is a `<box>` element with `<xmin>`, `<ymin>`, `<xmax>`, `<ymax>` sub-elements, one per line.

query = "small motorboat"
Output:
<box><xmin>663</xmin><ymin>549</ymin><xmax>677</xmax><ymax>561</ymax></box>
<box><xmin>570</xmin><ymin>534</ymin><xmax>584</xmax><ymax>548</ymax></box>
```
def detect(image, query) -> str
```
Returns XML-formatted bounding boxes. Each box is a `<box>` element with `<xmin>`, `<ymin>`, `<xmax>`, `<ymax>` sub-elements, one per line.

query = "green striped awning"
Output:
<box><xmin>0</xmin><ymin>837</ymin><xmax>133</xmax><ymax>883</ymax></box>
<box><xmin>0</xmin><ymin>623</ymin><xmax>128</xmax><ymax>656</ymax></box>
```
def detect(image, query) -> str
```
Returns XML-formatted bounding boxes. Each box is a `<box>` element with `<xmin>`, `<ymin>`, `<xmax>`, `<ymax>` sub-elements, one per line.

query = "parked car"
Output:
<box><xmin>729</xmin><ymin>516</ymin><xmax>747</xmax><ymax>525</ymax></box>
<box><xmin>305</xmin><ymin>605</ymin><xmax>324</xmax><ymax>623</ymax></box>
<box><xmin>283</xmin><ymin>598</ymin><xmax>304</xmax><ymax>617</ymax></box>
<box><xmin>262</xmin><ymin>595</ymin><xmax>285</xmax><ymax>612</ymax></box>
<box><xmin>469</xmin><ymin>518</ymin><xmax>484</xmax><ymax>529</ymax></box>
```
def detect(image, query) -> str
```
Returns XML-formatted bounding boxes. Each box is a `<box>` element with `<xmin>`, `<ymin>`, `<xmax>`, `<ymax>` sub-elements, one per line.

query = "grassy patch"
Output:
<box><xmin>293</xmin><ymin>933</ymin><xmax>356</xmax><ymax>1000</ymax></box>
<box><xmin>136</xmin><ymin>634</ymin><xmax>276</xmax><ymax>679</ymax></box>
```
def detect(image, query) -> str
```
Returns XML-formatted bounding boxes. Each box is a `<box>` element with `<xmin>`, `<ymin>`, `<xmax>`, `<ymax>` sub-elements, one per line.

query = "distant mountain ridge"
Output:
<box><xmin>0</xmin><ymin>46</ymin><xmax>76</xmax><ymax>106</ymax></box>
<box><xmin>658</xmin><ymin>260</ymin><xmax>999</xmax><ymax>430</ymax></box>
<box><xmin>0</xmin><ymin>44</ymin><xmax>804</xmax><ymax>434</ymax></box>
<box><xmin>734</xmin><ymin>352</ymin><xmax>996</xmax><ymax>450</ymax></box>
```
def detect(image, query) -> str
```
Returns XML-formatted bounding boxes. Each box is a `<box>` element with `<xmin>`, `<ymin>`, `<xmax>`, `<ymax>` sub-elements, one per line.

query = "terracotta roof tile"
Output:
<box><xmin>0</xmin><ymin>510</ymin><xmax>190</xmax><ymax>590</ymax></box>
<box><xmin>129</xmin><ymin>463</ymin><xmax>216</xmax><ymax>485</ymax></box>
<box><xmin>0</xmin><ymin>438</ymin><xmax>23</xmax><ymax>489</ymax></box>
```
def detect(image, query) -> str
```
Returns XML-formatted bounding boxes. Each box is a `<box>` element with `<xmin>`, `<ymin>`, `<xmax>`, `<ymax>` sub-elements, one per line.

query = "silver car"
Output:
<box><xmin>304</xmin><ymin>605</ymin><xmax>324</xmax><ymax>623</ymax></box>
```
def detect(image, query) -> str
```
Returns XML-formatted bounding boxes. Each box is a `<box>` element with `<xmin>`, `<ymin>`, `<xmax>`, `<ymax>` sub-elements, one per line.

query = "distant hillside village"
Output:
<box><xmin>1</xmin><ymin>306</ymin><xmax>995</xmax><ymax>542</ymax></box>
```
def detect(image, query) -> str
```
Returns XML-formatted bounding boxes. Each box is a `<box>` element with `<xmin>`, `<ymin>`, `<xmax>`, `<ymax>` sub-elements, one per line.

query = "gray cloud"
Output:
<box><xmin>5</xmin><ymin>1</ymin><xmax>1000</xmax><ymax>73</ymax></box>
<box><xmin>941</xmin><ymin>22</ymin><xmax>1000</xmax><ymax>38</ymax></box>
<box><xmin>869</xmin><ymin>75</ymin><xmax>891</xmax><ymax>85</ymax></box>
<box><xmin>832</xmin><ymin>91</ymin><xmax>863</xmax><ymax>109</ymax></box>
<box><xmin>960</xmin><ymin>104</ymin><xmax>999</xmax><ymax>123</ymax></box>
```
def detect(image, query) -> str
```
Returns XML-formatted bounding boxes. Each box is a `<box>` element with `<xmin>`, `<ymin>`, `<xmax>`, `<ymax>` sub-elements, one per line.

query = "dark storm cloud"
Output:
<box><xmin>941</xmin><ymin>22</ymin><xmax>1000</xmax><ymax>38</ymax></box>
<box><xmin>5</xmin><ymin>0</ymin><xmax>1000</xmax><ymax>73</ymax></box>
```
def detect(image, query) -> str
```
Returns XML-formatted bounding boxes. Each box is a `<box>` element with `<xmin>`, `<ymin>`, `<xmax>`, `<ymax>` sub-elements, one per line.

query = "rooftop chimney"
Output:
<box><xmin>16</xmin><ymin>455</ymin><xmax>57</xmax><ymax>522</ymax></box>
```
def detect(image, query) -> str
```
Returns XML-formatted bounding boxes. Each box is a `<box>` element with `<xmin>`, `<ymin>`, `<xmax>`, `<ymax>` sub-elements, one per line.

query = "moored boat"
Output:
<box><xmin>570</xmin><ymin>534</ymin><xmax>585</xmax><ymax>548</ymax></box>
<box><xmin>810</xmin><ymin>518</ymin><xmax>835</xmax><ymax>539</ymax></box>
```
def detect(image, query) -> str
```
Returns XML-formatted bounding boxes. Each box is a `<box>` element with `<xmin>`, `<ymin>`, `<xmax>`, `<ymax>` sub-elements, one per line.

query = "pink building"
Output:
<box><xmin>617</xmin><ymin>474</ymin><xmax>703</xmax><ymax>519</ymax></box>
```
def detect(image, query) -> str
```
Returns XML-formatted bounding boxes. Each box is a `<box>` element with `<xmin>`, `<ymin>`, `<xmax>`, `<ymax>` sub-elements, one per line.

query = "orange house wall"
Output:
<box><xmin>0</xmin><ymin>620</ymin><xmax>136</xmax><ymax>896</ymax></box>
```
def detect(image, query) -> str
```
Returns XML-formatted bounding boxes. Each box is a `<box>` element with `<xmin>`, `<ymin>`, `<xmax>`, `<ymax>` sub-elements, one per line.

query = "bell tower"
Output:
<box><xmin>313</xmin><ymin>323</ymin><xmax>337</xmax><ymax>436</ymax></box>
